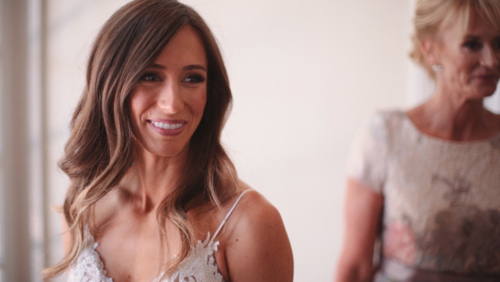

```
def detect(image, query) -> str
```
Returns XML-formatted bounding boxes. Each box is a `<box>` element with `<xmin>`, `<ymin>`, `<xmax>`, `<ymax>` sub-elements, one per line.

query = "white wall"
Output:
<box><xmin>206</xmin><ymin>1</ymin><xmax>412</xmax><ymax>280</ymax></box>
<box><xmin>42</xmin><ymin>0</ymin><xmax>414</xmax><ymax>281</ymax></box>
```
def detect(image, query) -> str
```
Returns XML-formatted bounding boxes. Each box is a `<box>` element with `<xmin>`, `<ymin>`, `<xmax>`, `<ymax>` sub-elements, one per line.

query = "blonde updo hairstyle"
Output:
<box><xmin>410</xmin><ymin>0</ymin><xmax>500</xmax><ymax>79</ymax></box>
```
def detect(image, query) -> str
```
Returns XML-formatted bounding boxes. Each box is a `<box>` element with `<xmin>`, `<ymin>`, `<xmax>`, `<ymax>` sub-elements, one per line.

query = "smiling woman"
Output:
<box><xmin>42</xmin><ymin>1</ymin><xmax>293</xmax><ymax>281</ymax></box>
<box><xmin>129</xmin><ymin>26</ymin><xmax>208</xmax><ymax>159</ymax></box>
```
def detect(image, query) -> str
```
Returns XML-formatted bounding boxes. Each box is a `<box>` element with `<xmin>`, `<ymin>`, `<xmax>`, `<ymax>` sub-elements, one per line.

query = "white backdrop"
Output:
<box><xmin>43</xmin><ymin>1</ymin><xmax>413</xmax><ymax>281</ymax></box>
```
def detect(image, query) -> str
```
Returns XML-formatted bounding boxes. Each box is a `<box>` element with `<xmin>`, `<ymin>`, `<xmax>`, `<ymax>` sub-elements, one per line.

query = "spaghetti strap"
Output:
<box><xmin>212</xmin><ymin>189</ymin><xmax>251</xmax><ymax>239</ymax></box>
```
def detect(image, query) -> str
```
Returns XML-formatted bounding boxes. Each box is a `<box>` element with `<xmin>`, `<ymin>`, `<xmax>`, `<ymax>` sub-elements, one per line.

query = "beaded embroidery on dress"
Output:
<box><xmin>67</xmin><ymin>190</ymin><xmax>250</xmax><ymax>282</ymax></box>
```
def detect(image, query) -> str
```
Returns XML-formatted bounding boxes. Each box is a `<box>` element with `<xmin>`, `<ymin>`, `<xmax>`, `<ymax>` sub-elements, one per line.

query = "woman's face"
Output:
<box><xmin>430</xmin><ymin>12</ymin><xmax>500</xmax><ymax>100</ymax></box>
<box><xmin>129</xmin><ymin>26</ymin><xmax>207</xmax><ymax>158</ymax></box>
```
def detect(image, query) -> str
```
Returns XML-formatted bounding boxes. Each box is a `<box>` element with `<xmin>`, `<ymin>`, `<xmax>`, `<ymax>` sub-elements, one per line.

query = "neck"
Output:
<box><xmin>408</xmin><ymin>87</ymin><xmax>499</xmax><ymax>141</ymax></box>
<box><xmin>121</xmin><ymin>147</ymin><xmax>188</xmax><ymax>214</ymax></box>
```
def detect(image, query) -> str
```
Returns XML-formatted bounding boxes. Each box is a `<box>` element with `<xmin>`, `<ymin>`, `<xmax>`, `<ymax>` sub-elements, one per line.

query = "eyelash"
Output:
<box><xmin>463</xmin><ymin>40</ymin><xmax>482</xmax><ymax>51</ymax></box>
<box><xmin>140</xmin><ymin>72</ymin><xmax>161</xmax><ymax>82</ymax></box>
<box><xmin>139</xmin><ymin>73</ymin><xmax>206</xmax><ymax>84</ymax></box>
<box><xmin>462</xmin><ymin>40</ymin><xmax>500</xmax><ymax>52</ymax></box>
<box><xmin>183</xmin><ymin>74</ymin><xmax>205</xmax><ymax>84</ymax></box>
<box><xmin>493</xmin><ymin>39</ymin><xmax>500</xmax><ymax>51</ymax></box>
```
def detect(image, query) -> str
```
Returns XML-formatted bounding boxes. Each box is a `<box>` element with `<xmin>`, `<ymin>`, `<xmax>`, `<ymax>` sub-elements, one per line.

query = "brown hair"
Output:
<box><xmin>43</xmin><ymin>0</ymin><xmax>237</xmax><ymax>279</ymax></box>
<box><xmin>410</xmin><ymin>0</ymin><xmax>500</xmax><ymax>78</ymax></box>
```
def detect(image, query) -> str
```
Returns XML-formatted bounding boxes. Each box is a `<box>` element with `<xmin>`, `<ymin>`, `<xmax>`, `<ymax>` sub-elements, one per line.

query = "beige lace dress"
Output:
<box><xmin>347</xmin><ymin>110</ymin><xmax>500</xmax><ymax>281</ymax></box>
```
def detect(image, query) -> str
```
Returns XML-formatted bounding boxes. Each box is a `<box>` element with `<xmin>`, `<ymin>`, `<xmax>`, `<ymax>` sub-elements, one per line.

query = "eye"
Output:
<box><xmin>183</xmin><ymin>74</ymin><xmax>206</xmax><ymax>84</ymax></box>
<box><xmin>140</xmin><ymin>73</ymin><xmax>161</xmax><ymax>82</ymax></box>
<box><xmin>493</xmin><ymin>38</ymin><xmax>500</xmax><ymax>51</ymax></box>
<box><xmin>463</xmin><ymin>40</ymin><xmax>482</xmax><ymax>51</ymax></box>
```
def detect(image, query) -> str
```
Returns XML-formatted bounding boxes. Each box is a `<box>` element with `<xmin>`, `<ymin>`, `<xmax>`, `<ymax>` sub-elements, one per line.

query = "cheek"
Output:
<box><xmin>441</xmin><ymin>47</ymin><xmax>470</xmax><ymax>73</ymax></box>
<box><xmin>193</xmin><ymin>90</ymin><xmax>207</xmax><ymax>119</ymax></box>
<box><xmin>445</xmin><ymin>56</ymin><xmax>476</xmax><ymax>83</ymax></box>
<box><xmin>454</xmin><ymin>52</ymin><xmax>480</xmax><ymax>72</ymax></box>
<box><xmin>129</xmin><ymin>91</ymin><xmax>148</xmax><ymax>121</ymax></box>
<box><xmin>199</xmin><ymin>93</ymin><xmax>207</xmax><ymax>114</ymax></box>
<box><xmin>128</xmin><ymin>96</ymin><xmax>140</xmax><ymax>133</ymax></box>
<box><xmin>460</xmin><ymin>60</ymin><xmax>480</xmax><ymax>84</ymax></box>
<box><xmin>128</xmin><ymin>91</ymin><xmax>150</xmax><ymax>138</ymax></box>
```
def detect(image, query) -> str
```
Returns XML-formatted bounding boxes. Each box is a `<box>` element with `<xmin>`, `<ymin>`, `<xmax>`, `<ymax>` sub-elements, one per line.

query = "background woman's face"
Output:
<box><xmin>129</xmin><ymin>26</ymin><xmax>208</xmax><ymax>158</ymax></box>
<box><xmin>433</xmin><ymin>12</ymin><xmax>500</xmax><ymax>99</ymax></box>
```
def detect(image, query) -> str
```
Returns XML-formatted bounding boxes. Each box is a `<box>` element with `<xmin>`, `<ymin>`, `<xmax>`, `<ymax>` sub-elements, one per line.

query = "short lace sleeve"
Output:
<box><xmin>346</xmin><ymin>112</ymin><xmax>390</xmax><ymax>193</ymax></box>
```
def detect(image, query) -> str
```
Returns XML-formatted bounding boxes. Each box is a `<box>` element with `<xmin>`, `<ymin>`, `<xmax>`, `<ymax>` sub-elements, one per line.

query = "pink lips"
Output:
<box><xmin>474</xmin><ymin>74</ymin><xmax>499</xmax><ymax>83</ymax></box>
<box><xmin>148</xmin><ymin>119</ymin><xmax>187</xmax><ymax>136</ymax></box>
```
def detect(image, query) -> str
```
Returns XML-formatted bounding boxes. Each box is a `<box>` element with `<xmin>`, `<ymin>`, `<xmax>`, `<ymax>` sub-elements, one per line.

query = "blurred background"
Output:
<box><xmin>0</xmin><ymin>0</ymin><xmax>499</xmax><ymax>281</ymax></box>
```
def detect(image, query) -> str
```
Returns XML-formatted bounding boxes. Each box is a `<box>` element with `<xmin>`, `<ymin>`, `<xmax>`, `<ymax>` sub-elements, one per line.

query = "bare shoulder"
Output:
<box><xmin>223</xmin><ymin>181</ymin><xmax>284</xmax><ymax>237</ymax></box>
<box><xmin>222</xmin><ymin>182</ymin><xmax>293</xmax><ymax>282</ymax></box>
<box><xmin>231</xmin><ymin>189</ymin><xmax>282</xmax><ymax>230</ymax></box>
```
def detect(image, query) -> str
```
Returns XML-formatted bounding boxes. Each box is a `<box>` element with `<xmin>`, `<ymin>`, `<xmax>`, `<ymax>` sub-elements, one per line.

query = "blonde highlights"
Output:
<box><xmin>410</xmin><ymin>0</ymin><xmax>500</xmax><ymax>78</ymax></box>
<box><xmin>43</xmin><ymin>0</ymin><xmax>237</xmax><ymax>279</ymax></box>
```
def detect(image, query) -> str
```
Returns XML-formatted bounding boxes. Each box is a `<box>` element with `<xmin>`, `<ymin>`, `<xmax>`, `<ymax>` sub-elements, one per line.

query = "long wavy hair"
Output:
<box><xmin>43</xmin><ymin>0</ymin><xmax>237</xmax><ymax>279</ymax></box>
<box><xmin>410</xmin><ymin>0</ymin><xmax>500</xmax><ymax>78</ymax></box>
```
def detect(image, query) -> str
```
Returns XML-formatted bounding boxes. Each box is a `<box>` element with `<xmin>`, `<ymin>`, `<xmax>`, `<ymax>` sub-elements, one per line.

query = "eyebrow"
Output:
<box><xmin>463</xmin><ymin>33</ymin><xmax>500</xmax><ymax>39</ymax></box>
<box><xmin>148</xmin><ymin>63</ymin><xmax>207</xmax><ymax>72</ymax></box>
<box><xmin>183</xmin><ymin>65</ymin><xmax>207</xmax><ymax>72</ymax></box>
<box><xmin>463</xmin><ymin>34</ymin><xmax>480</xmax><ymax>39</ymax></box>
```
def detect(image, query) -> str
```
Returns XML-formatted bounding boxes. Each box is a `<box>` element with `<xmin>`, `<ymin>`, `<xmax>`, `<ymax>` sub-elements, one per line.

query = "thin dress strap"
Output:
<box><xmin>212</xmin><ymin>189</ymin><xmax>251</xmax><ymax>239</ymax></box>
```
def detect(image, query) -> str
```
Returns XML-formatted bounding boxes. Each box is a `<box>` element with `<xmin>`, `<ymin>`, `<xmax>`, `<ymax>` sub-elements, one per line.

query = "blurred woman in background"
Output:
<box><xmin>42</xmin><ymin>0</ymin><xmax>293</xmax><ymax>281</ymax></box>
<box><xmin>336</xmin><ymin>0</ymin><xmax>500</xmax><ymax>281</ymax></box>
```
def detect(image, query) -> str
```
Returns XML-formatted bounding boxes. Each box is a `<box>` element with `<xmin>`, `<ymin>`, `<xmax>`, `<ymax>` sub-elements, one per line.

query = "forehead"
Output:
<box><xmin>450</xmin><ymin>9</ymin><xmax>500</xmax><ymax>37</ymax></box>
<box><xmin>154</xmin><ymin>26</ymin><xmax>207</xmax><ymax>67</ymax></box>
<box><xmin>440</xmin><ymin>10</ymin><xmax>500</xmax><ymax>42</ymax></box>
<box><xmin>464</xmin><ymin>12</ymin><xmax>500</xmax><ymax>36</ymax></box>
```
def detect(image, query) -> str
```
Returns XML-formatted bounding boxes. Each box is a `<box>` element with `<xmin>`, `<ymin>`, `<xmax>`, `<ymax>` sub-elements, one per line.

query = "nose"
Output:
<box><xmin>158</xmin><ymin>81</ymin><xmax>184</xmax><ymax>114</ymax></box>
<box><xmin>481</xmin><ymin>44</ymin><xmax>499</xmax><ymax>68</ymax></box>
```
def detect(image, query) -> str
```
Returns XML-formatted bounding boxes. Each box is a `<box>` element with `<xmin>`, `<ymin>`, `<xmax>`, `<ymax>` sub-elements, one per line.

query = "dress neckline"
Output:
<box><xmin>400</xmin><ymin>110</ymin><xmax>500</xmax><ymax>145</ymax></box>
<box><xmin>76</xmin><ymin>189</ymin><xmax>251</xmax><ymax>282</ymax></box>
<box><xmin>83</xmin><ymin>229</ymin><xmax>221</xmax><ymax>282</ymax></box>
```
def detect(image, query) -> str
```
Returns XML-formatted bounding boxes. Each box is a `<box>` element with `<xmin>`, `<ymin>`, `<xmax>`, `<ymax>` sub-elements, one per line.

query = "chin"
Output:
<box><xmin>156</xmin><ymin>146</ymin><xmax>189</xmax><ymax>158</ymax></box>
<box><xmin>138</xmin><ymin>142</ymin><xmax>190</xmax><ymax>159</ymax></box>
<box><xmin>478</xmin><ymin>88</ymin><xmax>497</xmax><ymax>98</ymax></box>
<box><xmin>478</xmin><ymin>82</ymin><xmax>498</xmax><ymax>96</ymax></box>
<box><xmin>467</xmin><ymin>85</ymin><xmax>497</xmax><ymax>99</ymax></box>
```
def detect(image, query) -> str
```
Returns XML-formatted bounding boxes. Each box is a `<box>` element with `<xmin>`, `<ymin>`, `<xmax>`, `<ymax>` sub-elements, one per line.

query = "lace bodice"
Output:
<box><xmin>67</xmin><ymin>230</ymin><xmax>223</xmax><ymax>282</ymax></box>
<box><xmin>68</xmin><ymin>190</ymin><xmax>250</xmax><ymax>282</ymax></box>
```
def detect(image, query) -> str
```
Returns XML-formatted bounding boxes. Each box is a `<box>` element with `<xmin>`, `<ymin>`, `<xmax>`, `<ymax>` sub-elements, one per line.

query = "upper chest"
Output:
<box><xmin>91</xmin><ymin>205</ymin><xmax>231</xmax><ymax>281</ymax></box>
<box><xmin>93</xmin><ymin>213</ymin><xmax>167</xmax><ymax>281</ymax></box>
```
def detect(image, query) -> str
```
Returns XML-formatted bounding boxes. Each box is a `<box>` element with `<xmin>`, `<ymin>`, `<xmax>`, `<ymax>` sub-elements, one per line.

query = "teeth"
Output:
<box><xmin>152</xmin><ymin>121</ymin><xmax>183</xmax><ymax>130</ymax></box>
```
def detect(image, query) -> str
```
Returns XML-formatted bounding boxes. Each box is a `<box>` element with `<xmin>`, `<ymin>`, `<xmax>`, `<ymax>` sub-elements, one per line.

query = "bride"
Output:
<box><xmin>43</xmin><ymin>1</ymin><xmax>293</xmax><ymax>281</ymax></box>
